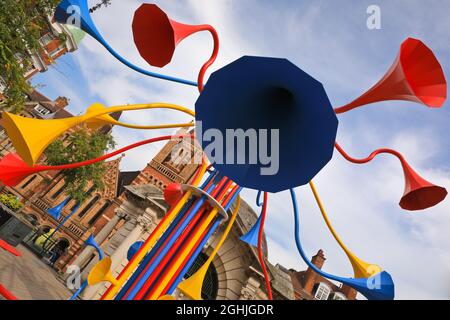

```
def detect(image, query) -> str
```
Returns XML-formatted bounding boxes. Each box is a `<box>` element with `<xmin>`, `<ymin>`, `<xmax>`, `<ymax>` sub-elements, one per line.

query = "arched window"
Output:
<box><xmin>185</xmin><ymin>252</ymin><xmax>218</xmax><ymax>300</ymax></box>
<box><xmin>26</xmin><ymin>214</ymin><xmax>39</xmax><ymax>226</ymax></box>
<box><xmin>314</xmin><ymin>282</ymin><xmax>331</xmax><ymax>300</ymax></box>
<box><xmin>78</xmin><ymin>195</ymin><xmax>100</xmax><ymax>218</ymax></box>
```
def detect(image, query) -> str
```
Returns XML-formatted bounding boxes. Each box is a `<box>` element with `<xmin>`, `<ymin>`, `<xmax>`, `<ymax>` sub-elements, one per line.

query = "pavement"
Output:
<box><xmin>0</xmin><ymin>244</ymin><xmax>72</xmax><ymax>300</ymax></box>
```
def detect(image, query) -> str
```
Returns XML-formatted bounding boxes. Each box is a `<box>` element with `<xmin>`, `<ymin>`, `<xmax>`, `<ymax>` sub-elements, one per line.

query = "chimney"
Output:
<box><xmin>54</xmin><ymin>96</ymin><xmax>69</xmax><ymax>109</ymax></box>
<box><xmin>340</xmin><ymin>285</ymin><xmax>357</xmax><ymax>300</ymax></box>
<box><xmin>303</xmin><ymin>249</ymin><xmax>326</xmax><ymax>294</ymax></box>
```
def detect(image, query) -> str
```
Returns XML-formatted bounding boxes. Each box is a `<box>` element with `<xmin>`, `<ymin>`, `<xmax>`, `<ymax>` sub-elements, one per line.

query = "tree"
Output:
<box><xmin>0</xmin><ymin>194</ymin><xmax>24</xmax><ymax>211</ymax></box>
<box><xmin>0</xmin><ymin>0</ymin><xmax>62</xmax><ymax>113</ymax></box>
<box><xmin>44</xmin><ymin>128</ymin><xmax>116</xmax><ymax>203</ymax></box>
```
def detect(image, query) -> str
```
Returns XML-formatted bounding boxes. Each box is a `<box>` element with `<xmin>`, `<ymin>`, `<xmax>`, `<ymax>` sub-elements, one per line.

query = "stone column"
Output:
<box><xmin>69</xmin><ymin>210</ymin><xmax>127</xmax><ymax>273</ymax></box>
<box><xmin>82</xmin><ymin>215</ymin><xmax>152</xmax><ymax>300</ymax></box>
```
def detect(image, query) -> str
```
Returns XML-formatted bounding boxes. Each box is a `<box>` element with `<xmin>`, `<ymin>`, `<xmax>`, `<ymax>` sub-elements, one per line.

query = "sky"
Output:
<box><xmin>32</xmin><ymin>0</ymin><xmax>450</xmax><ymax>299</ymax></box>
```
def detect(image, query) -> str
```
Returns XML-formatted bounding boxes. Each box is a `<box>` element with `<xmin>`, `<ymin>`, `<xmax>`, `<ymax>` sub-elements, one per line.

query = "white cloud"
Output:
<box><xmin>33</xmin><ymin>0</ymin><xmax>450</xmax><ymax>299</ymax></box>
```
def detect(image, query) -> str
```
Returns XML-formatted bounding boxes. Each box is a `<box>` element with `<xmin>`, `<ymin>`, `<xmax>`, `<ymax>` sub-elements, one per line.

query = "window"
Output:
<box><xmin>51</xmin><ymin>183</ymin><xmax>66</xmax><ymax>199</ymax></box>
<box><xmin>330</xmin><ymin>292</ymin><xmax>347</xmax><ymax>300</ymax></box>
<box><xmin>34</xmin><ymin>104</ymin><xmax>52</xmax><ymax>116</ymax></box>
<box><xmin>78</xmin><ymin>195</ymin><xmax>100</xmax><ymax>218</ymax></box>
<box><xmin>87</xmin><ymin>201</ymin><xmax>110</xmax><ymax>225</ymax></box>
<box><xmin>40</xmin><ymin>33</ymin><xmax>54</xmax><ymax>45</ymax></box>
<box><xmin>314</xmin><ymin>283</ymin><xmax>331</xmax><ymax>300</ymax></box>
<box><xmin>21</xmin><ymin>175</ymin><xmax>37</xmax><ymax>189</ymax></box>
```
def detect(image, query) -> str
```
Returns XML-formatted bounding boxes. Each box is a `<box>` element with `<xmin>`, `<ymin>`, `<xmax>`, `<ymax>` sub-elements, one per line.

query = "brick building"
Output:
<box><xmin>0</xmin><ymin>15</ymin><xmax>78</xmax><ymax>102</ymax></box>
<box><xmin>290</xmin><ymin>249</ymin><xmax>357</xmax><ymax>300</ymax></box>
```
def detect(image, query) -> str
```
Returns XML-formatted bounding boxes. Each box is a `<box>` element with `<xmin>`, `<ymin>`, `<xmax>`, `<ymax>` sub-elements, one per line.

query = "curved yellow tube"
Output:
<box><xmin>2</xmin><ymin>102</ymin><xmax>195</xmax><ymax>166</ymax></box>
<box><xmin>101</xmin><ymin>160</ymin><xmax>208</xmax><ymax>300</ymax></box>
<box><xmin>309</xmin><ymin>181</ymin><xmax>382</xmax><ymax>279</ymax></box>
<box><xmin>177</xmin><ymin>196</ymin><xmax>241</xmax><ymax>300</ymax></box>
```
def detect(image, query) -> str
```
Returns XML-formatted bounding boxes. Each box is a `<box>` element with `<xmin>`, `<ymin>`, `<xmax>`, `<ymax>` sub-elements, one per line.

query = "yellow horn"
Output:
<box><xmin>309</xmin><ymin>181</ymin><xmax>382</xmax><ymax>278</ymax></box>
<box><xmin>2</xmin><ymin>102</ymin><xmax>195</xmax><ymax>166</ymax></box>
<box><xmin>2</xmin><ymin>112</ymin><xmax>83</xmax><ymax>166</ymax></box>
<box><xmin>87</xmin><ymin>257</ymin><xmax>119</xmax><ymax>286</ymax></box>
<box><xmin>178</xmin><ymin>196</ymin><xmax>241</xmax><ymax>300</ymax></box>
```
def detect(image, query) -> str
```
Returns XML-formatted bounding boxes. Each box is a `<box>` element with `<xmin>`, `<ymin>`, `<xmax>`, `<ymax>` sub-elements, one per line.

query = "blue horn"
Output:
<box><xmin>240</xmin><ymin>191</ymin><xmax>263</xmax><ymax>247</ymax></box>
<box><xmin>240</xmin><ymin>214</ymin><xmax>262</xmax><ymax>247</ymax></box>
<box><xmin>47</xmin><ymin>196</ymin><xmax>71</xmax><ymax>220</ymax></box>
<box><xmin>54</xmin><ymin>0</ymin><xmax>102</xmax><ymax>42</ymax></box>
<box><xmin>85</xmin><ymin>235</ymin><xmax>104</xmax><ymax>260</ymax></box>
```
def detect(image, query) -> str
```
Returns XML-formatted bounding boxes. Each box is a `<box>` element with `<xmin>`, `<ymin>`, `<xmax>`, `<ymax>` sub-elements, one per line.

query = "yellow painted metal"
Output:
<box><xmin>309</xmin><ymin>180</ymin><xmax>382</xmax><ymax>278</ymax></box>
<box><xmin>158</xmin><ymin>295</ymin><xmax>175</xmax><ymax>300</ymax></box>
<box><xmin>100</xmin><ymin>160</ymin><xmax>208</xmax><ymax>300</ymax></box>
<box><xmin>84</xmin><ymin>103</ymin><xmax>194</xmax><ymax>130</ymax></box>
<box><xmin>177</xmin><ymin>196</ymin><xmax>241</xmax><ymax>300</ymax></box>
<box><xmin>87</xmin><ymin>257</ymin><xmax>119</xmax><ymax>286</ymax></box>
<box><xmin>1</xmin><ymin>102</ymin><xmax>195</xmax><ymax>166</ymax></box>
<box><xmin>148</xmin><ymin>206</ymin><xmax>220</xmax><ymax>300</ymax></box>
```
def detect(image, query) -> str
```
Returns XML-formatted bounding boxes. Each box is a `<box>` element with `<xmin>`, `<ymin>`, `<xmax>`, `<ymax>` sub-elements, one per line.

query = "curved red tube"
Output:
<box><xmin>0</xmin><ymin>284</ymin><xmax>18</xmax><ymax>300</ymax></box>
<box><xmin>258</xmin><ymin>192</ymin><xmax>273</xmax><ymax>300</ymax></box>
<box><xmin>334</xmin><ymin>142</ymin><xmax>405</xmax><ymax>164</ymax></box>
<box><xmin>197</xmin><ymin>26</ymin><xmax>219</xmax><ymax>92</ymax></box>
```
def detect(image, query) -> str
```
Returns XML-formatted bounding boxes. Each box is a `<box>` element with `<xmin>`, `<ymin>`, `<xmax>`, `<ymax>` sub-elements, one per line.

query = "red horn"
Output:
<box><xmin>0</xmin><ymin>153</ymin><xmax>42</xmax><ymax>187</ymax></box>
<box><xmin>132</xmin><ymin>4</ymin><xmax>214</xmax><ymax>68</ymax></box>
<box><xmin>335</xmin><ymin>143</ymin><xmax>447</xmax><ymax>211</ymax></box>
<box><xmin>400</xmin><ymin>160</ymin><xmax>448</xmax><ymax>211</ymax></box>
<box><xmin>335</xmin><ymin>38</ymin><xmax>447</xmax><ymax>114</ymax></box>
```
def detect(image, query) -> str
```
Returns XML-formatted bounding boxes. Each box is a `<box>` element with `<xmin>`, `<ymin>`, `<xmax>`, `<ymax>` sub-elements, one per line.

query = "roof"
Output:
<box><xmin>117</xmin><ymin>171</ymin><xmax>141</xmax><ymax>196</ymax></box>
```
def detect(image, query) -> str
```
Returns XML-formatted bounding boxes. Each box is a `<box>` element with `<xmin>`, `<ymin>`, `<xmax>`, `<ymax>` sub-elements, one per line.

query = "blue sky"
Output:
<box><xmin>32</xmin><ymin>0</ymin><xmax>450</xmax><ymax>299</ymax></box>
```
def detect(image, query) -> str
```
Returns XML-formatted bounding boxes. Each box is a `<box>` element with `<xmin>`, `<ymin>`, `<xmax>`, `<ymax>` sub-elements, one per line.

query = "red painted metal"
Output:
<box><xmin>0</xmin><ymin>135</ymin><xmax>190</xmax><ymax>187</ymax></box>
<box><xmin>132</xmin><ymin>4</ymin><xmax>219</xmax><ymax>91</ymax></box>
<box><xmin>335</xmin><ymin>38</ymin><xmax>447</xmax><ymax>114</ymax></box>
<box><xmin>0</xmin><ymin>239</ymin><xmax>22</xmax><ymax>257</ymax></box>
<box><xmin>335</xmin><ymin>142</ymin><xmax>447</xmax><ymax>211</ymax></box>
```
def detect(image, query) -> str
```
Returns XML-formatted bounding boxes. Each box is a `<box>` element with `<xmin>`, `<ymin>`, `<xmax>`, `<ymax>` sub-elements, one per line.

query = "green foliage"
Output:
<box><xmin>0</xmin><ymin>194</ymin><xmax>24</xmax><ymax>211</ymax></box>
<box><xmin>0</xmin><ymin>0</ymin><xmax>60</xmax><ymax>113</ymax></box>
<box><xmin>44</xmin><ymin>128</ymin><xmax>116</xmax><ymax>203</ymax></box>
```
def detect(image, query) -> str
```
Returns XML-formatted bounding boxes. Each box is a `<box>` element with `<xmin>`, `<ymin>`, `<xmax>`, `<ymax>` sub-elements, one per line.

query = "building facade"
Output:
<box><xmin>290</xmin><ymin>250</ymin><xmax>357</xmax><ymax>300</ymax></box>
<box><xmin>0</xmin><ymin>16</ymin><xmax>78</xmax><ymax>103</ymax></box>
<box><xmin>0</xmin><ymin>95</ymin><xmax>356</xmax><ymax>300</ymax></box>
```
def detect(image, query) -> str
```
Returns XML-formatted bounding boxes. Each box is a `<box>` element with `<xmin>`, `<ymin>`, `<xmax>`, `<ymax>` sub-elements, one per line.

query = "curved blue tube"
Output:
<box><xmin>55</xmin><ymin>0</ymin><xmax>197</xmax><ymax>87</ymax></box>
<box><xmin>289</xmin><ymin>188</ymin><xmax>394</xmax><ymax>300</ymax></box>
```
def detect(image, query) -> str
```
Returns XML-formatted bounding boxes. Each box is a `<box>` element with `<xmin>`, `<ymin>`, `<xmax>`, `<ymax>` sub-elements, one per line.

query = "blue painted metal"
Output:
<box><xmin>289</xmin><ymin>188</ymin><xmax>395</xmax><ymax>300</ymax></box>
<box><xmin>195</xmin><ymin>56</ymin><xmax>339</xmax><ymax>192</ymax></box>
<box><xmin>167</xmin><ymin>186</ymin><xmax>243</xmax><ymax>294</ymax></box>
<box><xmin>47</xmin><ymin>196</ymin><xmax>71</xmax><ymax>220</ymax></box>
<box><xmin>124</xmin><ymin>184</ymin><xmax>215</xmax><ymax>300</ymax></box>
<box><xmin>115</xmin><ymin>171</ymin><xmax>218</xmax><ymax>300</ymax></box>
<box><xmin>54</xmin><ymin>0</ymin><xmax>197</xmax><ymax>87</ymax></box>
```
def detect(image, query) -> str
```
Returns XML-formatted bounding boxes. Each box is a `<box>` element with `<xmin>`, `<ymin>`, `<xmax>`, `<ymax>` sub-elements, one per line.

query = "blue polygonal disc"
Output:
<box><xmin>195</xmin><ymin>56</ymin><xmax>338</xmax><ymax>193</ymax></box>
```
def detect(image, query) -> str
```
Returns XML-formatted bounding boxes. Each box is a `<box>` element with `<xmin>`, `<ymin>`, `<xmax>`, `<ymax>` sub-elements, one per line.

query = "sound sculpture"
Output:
<box><xmin>0</xmin><ymin>0</ymin><xmax>447</xmax><ymax>301</ymax></box>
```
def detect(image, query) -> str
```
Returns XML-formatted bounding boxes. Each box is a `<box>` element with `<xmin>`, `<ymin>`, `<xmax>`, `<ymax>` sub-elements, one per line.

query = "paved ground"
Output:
<box><xmin>0</xmin><ymin>244</ymin><xmax>72</xmax><ymax>300</ymax></box>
